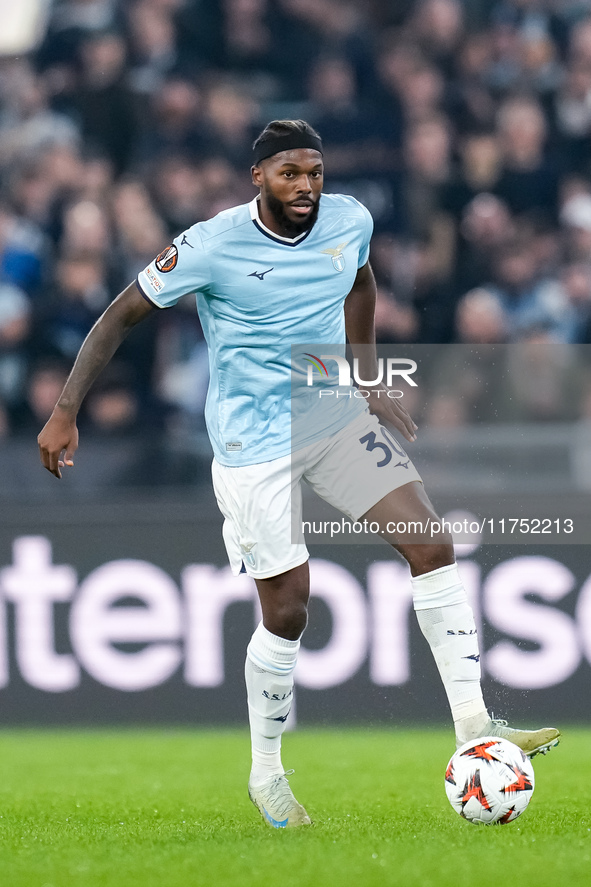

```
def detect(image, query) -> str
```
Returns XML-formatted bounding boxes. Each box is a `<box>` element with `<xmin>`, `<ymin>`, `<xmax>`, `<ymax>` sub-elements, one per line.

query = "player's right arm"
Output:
<box><xmin>37</xmin><ymin>282</ymin><xmax>156</xmax><ymax>478</ymax></box>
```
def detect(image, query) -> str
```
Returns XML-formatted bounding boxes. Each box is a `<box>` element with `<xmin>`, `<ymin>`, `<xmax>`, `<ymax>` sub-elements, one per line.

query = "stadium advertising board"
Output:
<box><xmin>0</xmin><ymin>498</ymin><xmax>589</xmax><ymax>726</ymax></box>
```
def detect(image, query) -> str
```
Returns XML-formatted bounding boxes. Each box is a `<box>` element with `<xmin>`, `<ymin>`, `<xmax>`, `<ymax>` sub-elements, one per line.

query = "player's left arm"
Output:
<box><xmin>345</xmin><ymin>261</ymin><xmax>417</xmax><ymax>442</ymax></box>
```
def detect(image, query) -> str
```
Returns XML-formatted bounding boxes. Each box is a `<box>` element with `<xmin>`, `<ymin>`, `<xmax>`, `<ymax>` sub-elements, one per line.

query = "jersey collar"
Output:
<box><xmin>249</xmin><ymin>197</ymin><xmax>313</xmax><ymax>247</ymax></box>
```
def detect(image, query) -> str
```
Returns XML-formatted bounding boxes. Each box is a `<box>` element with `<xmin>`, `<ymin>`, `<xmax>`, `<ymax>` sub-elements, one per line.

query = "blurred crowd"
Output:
<box><xmin>2</xmin><ymin>0</ymin><xmax>591</xmax><ymax>448</ymax></box>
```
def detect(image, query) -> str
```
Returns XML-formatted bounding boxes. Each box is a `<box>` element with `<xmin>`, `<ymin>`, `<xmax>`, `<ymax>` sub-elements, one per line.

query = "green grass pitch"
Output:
<box><xmin>0</xmin><ymin>727</ymin><xmax>589</xmax><ymax>887</ymax></box>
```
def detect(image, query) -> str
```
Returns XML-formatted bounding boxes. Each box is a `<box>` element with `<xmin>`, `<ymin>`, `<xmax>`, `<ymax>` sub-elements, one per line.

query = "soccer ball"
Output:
<box><xmin>445</xmin><ymin>736</ymin><xmax>535</xmax><ymax>824</ymax></box>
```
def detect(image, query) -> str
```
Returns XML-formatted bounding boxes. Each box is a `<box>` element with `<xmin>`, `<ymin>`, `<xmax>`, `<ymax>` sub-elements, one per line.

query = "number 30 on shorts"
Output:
<box><xmin>358</xmin><ymin>427</ymin><xmax>410</xmax><ymax>468</ymax></box>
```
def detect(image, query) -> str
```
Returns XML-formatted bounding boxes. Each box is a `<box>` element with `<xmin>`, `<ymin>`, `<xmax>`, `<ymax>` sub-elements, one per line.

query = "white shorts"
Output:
<box><xmin>211</xmin><ymin>409</ymin><xmax>422</xmax><ymax>579</ymax></box>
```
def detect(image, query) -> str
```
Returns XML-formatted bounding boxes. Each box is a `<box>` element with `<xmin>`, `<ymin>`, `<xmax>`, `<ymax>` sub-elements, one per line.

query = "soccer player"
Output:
<box><xmin>38</xmin><ymin>120</ymin><xmax>560</xmax><ymax>829</ymax></box>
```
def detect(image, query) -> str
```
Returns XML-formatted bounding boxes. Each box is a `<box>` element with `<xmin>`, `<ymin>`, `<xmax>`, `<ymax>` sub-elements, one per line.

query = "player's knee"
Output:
<box><xmin>404</xmin><ymin>540</ymin><xmax>455</xmax><ymax>576</ymax></box>
<box><xmin>266</xmin><ymin>600</ymin><xmax>308</xmax><ymax>640</ymax></box>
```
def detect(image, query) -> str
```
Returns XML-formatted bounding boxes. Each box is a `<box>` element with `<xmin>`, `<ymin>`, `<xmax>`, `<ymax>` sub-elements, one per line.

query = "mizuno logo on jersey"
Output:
<box><xmin>321</xmin><ymin>241</ymin><xmax>349</xmax><ymax>272</ymax></box>
<box><xmin>248</xmin><ymin>267</ymin><xmax>274</xmax><ymax>280</ymax></box>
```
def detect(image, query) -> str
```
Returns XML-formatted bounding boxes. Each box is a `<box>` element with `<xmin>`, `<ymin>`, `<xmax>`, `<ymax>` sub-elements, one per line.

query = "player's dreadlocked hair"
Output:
<box><xmin>252</xmin><ymin>120</ymin><xmax>323</xmax><ymax>165</ymax></box>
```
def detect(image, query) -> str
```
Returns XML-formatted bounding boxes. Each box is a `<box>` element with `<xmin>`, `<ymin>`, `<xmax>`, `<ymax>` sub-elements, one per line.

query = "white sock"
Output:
<box><xmin>245</xmin><ymin>621</ymin><xmax>299</xmax><ymax>786</ymax></box>
<box><xmin>411</xmin><ymin>563</ymin><xmax>489</xmax><ymax>743</ymax></box>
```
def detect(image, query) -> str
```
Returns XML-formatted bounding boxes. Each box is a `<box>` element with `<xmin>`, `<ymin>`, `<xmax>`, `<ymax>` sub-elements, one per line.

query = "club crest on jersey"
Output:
<box><xmin>321</xmin><ymin>241</ymin><xmax>349</xmax><ymax>272</ymax></box>
<box><xmin>240</xmin><ymin>541</ymin><xmax>256</xmax><ymax>568</ymax></box>
<box><xmin>155</xmin><ymin>244</ymin><xmax>178</xmax><ymax>273</ymax></box>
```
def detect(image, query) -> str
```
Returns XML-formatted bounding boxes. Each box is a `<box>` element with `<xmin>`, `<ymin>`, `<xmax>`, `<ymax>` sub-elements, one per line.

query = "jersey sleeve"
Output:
<box><xmin>357</xmin><ymin>200</ymin><xmax>374</xmax><ymax>268</ymax></box>
<box><xmin>136</xmin><ymin>227</ymin><xmax>211</xmax><ymax>308</ymax></box>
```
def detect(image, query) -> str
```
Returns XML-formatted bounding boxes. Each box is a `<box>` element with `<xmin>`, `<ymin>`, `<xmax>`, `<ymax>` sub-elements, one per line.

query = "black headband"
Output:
<box><xmin>253</xmin><ymin>131</ymin><xmax>323</xmax><ymax>165</ymax></box>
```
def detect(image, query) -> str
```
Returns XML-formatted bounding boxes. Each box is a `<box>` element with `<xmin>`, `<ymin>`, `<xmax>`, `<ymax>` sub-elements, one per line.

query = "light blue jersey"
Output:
<box><xmin>137</xmin><ymin>194</ymin><xmax>373</xmax><ymax>465</ymax></box>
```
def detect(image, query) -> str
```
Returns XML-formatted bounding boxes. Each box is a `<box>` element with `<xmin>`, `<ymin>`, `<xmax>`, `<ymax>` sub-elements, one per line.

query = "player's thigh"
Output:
<box><xmin>362</xmin><ymin>480</ymin><xmax>453</xmax><ymax>544</ymax></box>
<box><xmin>303</xmin><ymin>410</ymin><xmax>423</xmax><ymax>521</ymax></box>
<box><xmin>363</xmin><ymin>478</ymin><xmax>437</xmax><ymax>524</ymax></box>
<box><xmin>211</xmin><ymin>456</ymin><xmax>308</xmax><ymax>579</ymax></box>
<box><xmin>363</xmin><ymin>482</ymin><xmax>455</xmax><ymax>574</ymax></box>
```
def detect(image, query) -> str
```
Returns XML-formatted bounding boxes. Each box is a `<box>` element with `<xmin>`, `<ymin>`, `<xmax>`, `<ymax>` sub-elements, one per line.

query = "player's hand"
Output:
<box><xmin>37</xmin><ymin>408</ymin><xmax>79</xmax><ymax>479</ymax></box>
<box><xmin>365</xmin><ymin>385</ymin><xmax>417</xmax><ymax>442</ymax></box>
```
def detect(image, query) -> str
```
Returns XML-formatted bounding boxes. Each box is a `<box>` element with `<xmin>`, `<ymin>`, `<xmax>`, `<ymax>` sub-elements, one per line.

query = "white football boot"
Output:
<box><xmin>248</xmin><ymin>770</ymin><xmax>312</xmax><ymax>829</ymax></box>
<box><xmin>486</xmin><ymin>717</ymin><xmax>561</xmax><ymax>757</ymax></box>
<box><xmin>457</xmin><ymin>715</ymin><xmax>561</xmax><ymax>757</ymax></box>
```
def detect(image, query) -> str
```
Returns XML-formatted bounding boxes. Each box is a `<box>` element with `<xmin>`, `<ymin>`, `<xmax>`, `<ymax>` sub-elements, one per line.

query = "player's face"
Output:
<box><xmin>252</xmin><ymin>149</ymin><xmax>323</xmax><ymax>237</ymax></box>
